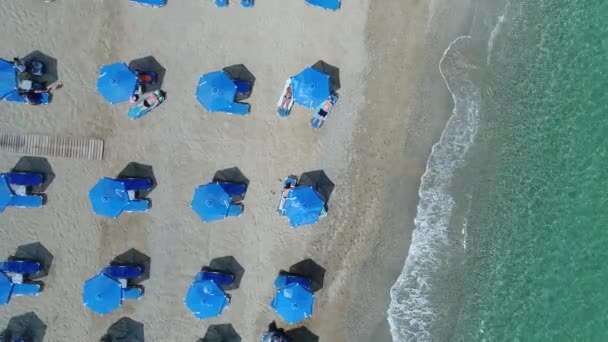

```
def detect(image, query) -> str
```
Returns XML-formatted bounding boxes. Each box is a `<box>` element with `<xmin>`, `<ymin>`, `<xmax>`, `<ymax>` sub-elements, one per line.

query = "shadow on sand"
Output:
<box><xmin>206</xmin><ymin>256</ymin><xmax>245</xmax><ymax>291</ymax></box>
<box><xmin>111</xmin><ymin>248</ymin><xmax>151</xmax><ymax>286</ymax></box>
<box><xmin>128</xmin><ymin>56</ymin><xmax>166</xmax><ymax>93</ymax></box>
<box><xmin>311</xmin><ymin>60</ymin><xmax>340</xmax><ymax>93</ymax></box>
<box><xmin>299</xmin><ymin>170</ymin><xmax>335</xmax><ymax>207</ymax></box>
<box><xmin>100</xmin><ymin>317</ymin><xmax>144</xmax><ymax>342</ymax></box>
<box><xmin>13</xmin><ymin>242</ymin><xmax>54</xmax><ymax>280</ymax></box>
<box><xmin>200</xmin><ymin>324</ymin><xmax>241</xmax><ymax>342</ymax></box>
<box><xmin>1</xmin><ymin>312</ymin><xmax>47</xmax><ymax>342</ymax></box>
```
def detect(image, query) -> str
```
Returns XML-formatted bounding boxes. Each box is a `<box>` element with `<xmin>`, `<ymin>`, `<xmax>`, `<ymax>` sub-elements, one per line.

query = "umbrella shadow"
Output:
<box><xmin>100</xmin><ymin>317</ymin><xmax>145</xmax><ymax>342</ymax></box>
<box><xmin>200</xmin><ymin>324</ymin><xmax>241</xmax><ymax>342</ymax></box>
<box><xmin>222</xmin><ymin>64</ymin><xmax>255</xmax><ymax>101</ymax></box>
<box><xmin>22</xmin><ymin>50</ymin><xmax>59</xmax><ymax>86</ymax></box>
<box><xmin>111</xmin><ymin>249</ymin><xmax>151</xmax><ymax>286</ymax></box>
<box><xmin>117</xmin><ymin>162</ymin><xmax>157</xmax><ymax>200</ymax></box>
<box><xmin>288</xmin><ymin>259</ymin><xmax>326</xmax><ymax>292</ymax></box>
<box><xmin>286</xmin><ymin>327</ymin><xmax>319</xmax><ymax>342</ymax></box>
<box><xmin>311</xmin><ymin>60</ymin><xmax>340</xmax><ymax>93</ymax></box>
<box><xmin>128</xmin><ymin>56</ymin><xmax>166</xmax><ymax>93</ymax></box>
<box><xmin>262</xmin><ymin>321</ymin><xmax>289</xmax><ymax>340</ymax></box>
<box><xmin>207</xmin><ymin>256</ymin><xmax>245</xmax><ymax>291</ymax></box>
<box><xmin>11</xmin><ymin>156</ymin><xmax>55</xmax><ymax>197</ymax></box>
<box><xmin>13</xmin><ymin>242</ymin><xmax>53</xmax><ymax>280</ymax></box>
<box><xmin>1</xmin><ymin>312</ymin><xmax>47</xmax><ymax>342</ymax></box>
<box><xmin>212</xmin><ymin>167</ymin><xmax>249</xmax><ymax>202</ymax></box>
<box><xmin>298</xmin><ymin>170</ymin><xmax>335</xmax><ymax>207</ymax></box>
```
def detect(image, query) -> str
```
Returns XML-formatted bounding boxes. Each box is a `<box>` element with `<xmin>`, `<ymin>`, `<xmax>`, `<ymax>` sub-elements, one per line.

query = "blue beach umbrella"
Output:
<box><xmin>305</xmin><ymin>0</ymin><xmax>340</xmax><ymax>10</ymax></box>
<box><xmin>89</xmin><ymin>178</ymin><xmax>130</xmax><ymax>219</ymax></box>
<box><xmin>83</xmin><ymin>273</ymin><xmax>122</xmax><ymax>315</ymax></box>
<box><xmin>291</xmin><ymin>67</ymin><xmax>330</xmax><ymax>109</ymax></box>
<box><xmin>271</xmin><ymin>282</ymin><xmax>315</xmax><ymax>324</ymax></box>
<box><xmin>191</xmin><ymin>182</ymin><xmax>232</xmax><ymax>223</ymax></box>
<box><xmin>0</xmin><ymin>272</ymin><xmax>13</xmax><ymax>305</ymax></box>
<box><xmin>0</xmin><ymin>59</ymin><xmax>18</xmax><ymax>99</ymax></box>
<box><xmin>283</xmin><ymin>186</ymin><xmax>325</xmax><ymax>228</ymax></box>
<box><xmin>185</xmin><ymin>279</ymin><xmax>229</xmax><ymax>319</ymax></box>
<box><xmin>97</xmin><ymin>63</ymin><xmax>138</xmax><ymax>104</ymax></box>
<box><xmin>196</xmin><ymin>71</ymin><xmax>247</xmax><ymax>114</ymax></box>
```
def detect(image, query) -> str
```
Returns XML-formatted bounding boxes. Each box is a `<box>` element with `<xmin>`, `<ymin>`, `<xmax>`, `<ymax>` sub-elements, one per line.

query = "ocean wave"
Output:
<box><xmin>387</xmin><ymin>36</ymin><xmax>481</xmax><ymax>342</ymax></box>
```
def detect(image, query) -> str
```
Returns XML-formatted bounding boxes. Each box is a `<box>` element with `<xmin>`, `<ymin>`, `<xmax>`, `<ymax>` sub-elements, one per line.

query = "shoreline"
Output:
<box><xmin>326</xmin><ymin>0</ymin><xmax>479</xmax><ymax>340</ymax></box>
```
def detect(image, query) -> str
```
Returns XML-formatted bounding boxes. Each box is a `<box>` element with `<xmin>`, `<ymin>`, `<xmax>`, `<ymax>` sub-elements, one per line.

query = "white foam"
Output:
<box><xmin>487</xmin><ymin>2</ymin><xmax>510</xmax><ymax>65</ymax></box>
<box><xmin>387</xmin><ymin>36</ymin><xmax>481</xmax><ymax>342</ymax></box>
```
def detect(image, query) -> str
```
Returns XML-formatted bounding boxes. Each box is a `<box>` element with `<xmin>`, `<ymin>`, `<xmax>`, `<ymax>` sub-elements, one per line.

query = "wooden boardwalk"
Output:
<box><xmin>0</xmin><ymin>133</ymin><xmax>104</xmax><ymax>160</ymax></box>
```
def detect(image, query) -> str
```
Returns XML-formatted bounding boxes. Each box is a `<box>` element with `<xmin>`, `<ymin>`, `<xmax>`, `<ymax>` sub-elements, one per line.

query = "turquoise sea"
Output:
<box><xmin>388</xmin><ymin>0</ymin><xmax>608</xmax><ymax>340</ymax></box>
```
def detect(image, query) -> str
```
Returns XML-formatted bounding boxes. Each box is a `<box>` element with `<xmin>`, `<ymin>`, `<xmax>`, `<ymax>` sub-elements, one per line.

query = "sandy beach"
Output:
<box><xmin>0</xmin><ymin>0</ymin><xmax>473</xmax><ymax>341</ymax></box>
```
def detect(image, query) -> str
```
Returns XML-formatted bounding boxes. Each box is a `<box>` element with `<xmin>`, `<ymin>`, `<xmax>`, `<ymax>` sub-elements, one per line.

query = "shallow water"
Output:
<box><xmin>388</xmin><ymin>0</ymin><xmax>608</xmax><ymax>340</ymax></box>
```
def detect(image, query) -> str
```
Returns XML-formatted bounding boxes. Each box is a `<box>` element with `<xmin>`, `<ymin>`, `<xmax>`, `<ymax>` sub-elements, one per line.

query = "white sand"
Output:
<box><xmin>0</xmin><ymin>0</ymin><xmax>369</xmax><ymax>340</ymax></box>
<box><xmin>0</xmin><ymin>0</ymin><xmax>471</xmax><ymax>340</ymax></box>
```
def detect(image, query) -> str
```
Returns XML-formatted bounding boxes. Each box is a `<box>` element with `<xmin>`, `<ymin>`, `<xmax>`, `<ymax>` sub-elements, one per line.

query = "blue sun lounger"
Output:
<box><xmin>102</xmin><ymin>265</ymin><xmax>143</xmax><ymax>280</ymax></box>
<box><xmin>0</xmin><ymin>272</ymin><xmax>41</xmax><ymax>306</ymax></box>
<box><xmin>305</xmin><ymin>0</ymin><xmax>340</xmax><ymax>11</ymax></box>
<box><xmin>0</xmin><ymin>261</ymin><xmax>41</xmax><ymax>275</ymax></box>
<box><xmin>130</xmin><ymin>0</ymin><xmax>166</xmax><ymax>7</ymax></box>
<box><xmin>195</xmin><ymin>271</ymin><xmax>235</xmax><ymax>287</ymax></box>
<box><xmin>0</xmin><ymin>173</ymin><xmax>45</xmax><ymax>213</ymax></box>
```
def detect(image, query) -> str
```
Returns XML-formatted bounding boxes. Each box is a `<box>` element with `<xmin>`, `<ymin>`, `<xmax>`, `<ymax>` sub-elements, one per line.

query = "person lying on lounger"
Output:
<box><xmin>310</xmin><ymin>96</ymin><xmax>334</xmax><ymax>128</ymax></box>
<box><xmin>277</xmin><ymin>180</ymin><xmax>296</xmax><ymax>213</ymax></box>
<box><xmin>280</xmin><ymin>84</ymin><xmax>293</xmax><ymax>109</ymax></box>
<box><xmin>128</xmin><ymin>91</ymin><xmax>165</xmax><ymax>120</ymax></box>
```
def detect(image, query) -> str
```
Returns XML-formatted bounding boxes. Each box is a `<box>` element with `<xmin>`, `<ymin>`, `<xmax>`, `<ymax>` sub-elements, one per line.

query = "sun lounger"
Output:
<box><xmin>121</xmin><ymin>178</ymin><xmax>153</xmax><ymax>191</ymax></box>
<box><xmin>123</xmin><ymin>199</ymin><xmax>150</xmax><ymax>213</ymax></box>
<box><xmin>10</xmin><ymin>195</ymin><xmax>43</xmax><ymax>208</ymax></box>
<box><xmin>11</xmin><ymin>283</ymin><xmax>41</xmax><ymax>297</ymax></box>
<box><xmin>276</xmin><ymin>79</ymin><xmax>294</xmax><ymax>118</ymax></box>
<box><xmin>218</xmin><ymin>182</ymin><xmax>247</xmax><ymax>198</ymax></box>
<box><xmin>128</xmin><ymin>90</ymin><xmax>165</xmax><ymax>120</ymax></box>
<box><xmin>130</xmin><ymin>0</ymin><xmax>167</xmax><ymax>8</ymax></box>
<box><xmin>0</xmin><ymin>261</ymin><xmax>41</xmax><ymax>275</ymax></box>
<box><xmin>103</xmin><ymin>265</ymin><xmax>143</xmax><ymax>279</ymax></box>
<box><xmin>226</xmin><ymin>203</ymin><xmax>243</xmax><ymax>217</ymax></box>
<box><xmin>122</xmin><ymin>287</ymin><xmax>144</xmax><ymax>300</ymax></box>
<box><xmin>233</xmin><ymin>80</ymin><xmax>251</xmax><ymax>94</ymax></box>
<box><xmin>5</xmin><ymin>173</ymin><xmax>43</xmax><ymax>187</ymax></box>
<box><xmin>310</xmin><ymin>94</ymin><xmax>337</xmax><ymax>129</ymax></box>
<box><xmin>274</xmin><ymin>275</ymin><xmax>312</xmax><ymax>290</ymax></box>
<box><xmin>197</xmin><ymin>271</ymin><xmax>235</xmax><ymax>287</ymax></box>
<box><xmin>277</xmin><ymin>176</ymin><xmax>298</xmax><ymax>215</ymax></box>
<box><xmin>226</xmin><ymin>102</ymin><xmax>250</xmax><ymax>116</ymax></box>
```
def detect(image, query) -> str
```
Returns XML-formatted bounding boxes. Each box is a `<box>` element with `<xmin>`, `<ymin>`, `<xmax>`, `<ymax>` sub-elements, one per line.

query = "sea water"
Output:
<box><xmin>388</xmin><ymin>0</ymin><xmax>608</xmax><ymax>340</ymax></box>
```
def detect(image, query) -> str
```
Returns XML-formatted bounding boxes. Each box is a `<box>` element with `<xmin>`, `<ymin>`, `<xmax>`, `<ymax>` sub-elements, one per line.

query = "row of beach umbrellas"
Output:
<box><xmin>0</xmin><ymin>58</ymin><xmax>334</xmax><ymax>117</ymax></box>
<box><xmin>97</xmin><ymin>62</ymin><xmax>333</xmax><ymax>115</ymax></box>
<box><xmin>130</xmin><ymin>0</ymin><xmax>341</xmax><ymax>11</ymax></box>
<box><xmin>0</xmin><ymin>257</ymin><xmax>315</xmax><ymax>325</ymax></box>
<box><xmin>0</xmin><ymin>172</ymin><xmax>328</xmax><ymax>228</ymax></box>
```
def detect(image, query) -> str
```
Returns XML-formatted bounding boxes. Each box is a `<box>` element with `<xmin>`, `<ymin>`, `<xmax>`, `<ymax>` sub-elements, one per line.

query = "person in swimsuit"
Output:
<box><xmin>311</xmin><ymin>97</ymin><xmax>334</xmax><ymax>127</ymax></box>
<box><xmin>281</xmin><ymin>84</ymin><xmax>293</xmax><ymax>109</ymax></box>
